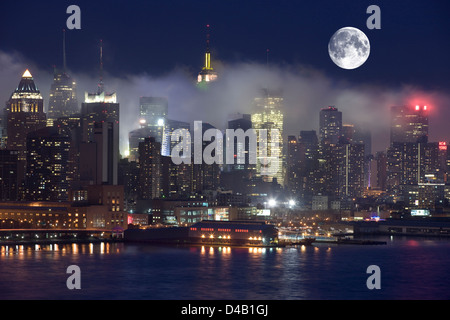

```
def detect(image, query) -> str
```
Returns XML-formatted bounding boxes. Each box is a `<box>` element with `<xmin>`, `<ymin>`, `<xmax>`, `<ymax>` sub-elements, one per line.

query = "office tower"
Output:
<box><xmin>53</xmin><ymin>116</ymin><xmax>82</xmax><ymax>188</ymax></box>
<box><xmin>251</xmin><ymin>89</ymin><xmax>284</xmax><ymax>186</ymax></box>
<box><xmin>390</xmin><ymin>105</ymin><xmax>429</xmax><ymax>144</ymax></box>
<box><xmin>286</xmin><ymin>135</ymin><xmax>301</xmax><ymax>197</ymax></box>
<box><xmin>79</xmin><ymin>41</ymin><xmax>119</xmax><ymax>185</ymax></box>
<box><xmin>192</xmin><ymin>122</ymin><xmax>221</xmax><ymax>192</ymax></box>
<box><xmin>0</xmin><ymin>150</ymin><xmax>19</xmax><ymax>201</ymax></box>
<box><xmin>375</xmin><ymin>151</ymin><xmax>387</xmax><ymax>191</ymax></box>
<box><xmin>340</xmin><ymin>142</ymin><xmax>365</xmax><ymax>199</ymax></box>
<box><xmin>25</xmin><ymin>127</ymin><xmax>70</xmax><ymax>201</ymax></box>
<box><xmin>138</xmin><ymin>137</ymin><xmax>162</xmax><ymax>200</ymax></box>
<box><xmin>353</xmin><ymin>125</ymin><xmax>372</xmax><ymax>188</ymax></box>
<box><xmin>319</xmin><ymin>106</ymin><xmax>342</xmax><ymax>145</ymax></box>
<box><xmin>197</xmin><ymin>24</ymin><xmax>218</xmax><ymax>85</ymax></box>
<box><xmin>220</xmin><ymin>115</ymin><xmax>255</xmax><ymax>194</ymax></box>
<box><xmin>139</xmin><ymin>97</ymin><xmax>168</xmax><ymax>127</ymax></box>
<box><xmin>6</xmin><ymin>70</ymin><xmax>47</xmax><ymax>162</ymax></box>
<box><xmin>297</xmin><ymin>130</ymin><xmax>321</xmax><ymax>201</ymax></box>
<box><xmin>226</xmin><ymin>115</ymin><xmax>253</xmax><ymax>172</ymax></box>
<box><xmin>81</xmin><ymin>93</ymin><xmax>119</xmax><ymax>143</ymax></box>
<box><xmin>118</xmin><ymin>158</ymin><xmax>140</xmax><ymax>211</ymax></box>
<box><xmin>47</xmin><ymin>30</ymin><xmax>78</xmax><ymax>123</ymax></box>
<box><xmin>129</xmin><ymin>127</ymin><xmax>157</xmax><ymax>162</ymax></box>
<box><xmin>79</xmin><ymin>122</ymin><xmax>118</xmax><ymax>186</ymax></box>
<box><xmin>48</xmin><ymin>71</ymin><xmax>78</xmax><ymax>123</ymax></box>
<box><xmin>321</xmin><ymin>142</ymin><xmax>365</xmax><ymax>200</ymax></box>
<box><xmin>139</xmin><ymin>96</ymin><xmax>168</xmax><ymax>142</ymax></box>
<box><xmin>438</xmin><ymin>142</ymin><xmax>448</xmax><ymax>182</ymax></box>
<box><xmin>386</xmin><ymin>142</ymin><xmax>440</xmax><ymax>196</ymax></box>
<box><xmin>162</xmin><ymin>119</ymin><xmax>190</xmax><ymax>157</ymax></box>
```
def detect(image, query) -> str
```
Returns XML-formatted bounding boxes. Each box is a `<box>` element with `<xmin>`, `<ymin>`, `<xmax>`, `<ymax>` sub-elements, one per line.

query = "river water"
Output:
<box><xmin>1</xmin><ymin>236</ymin><xmax>449</xmax><ymax>300</ymax></box>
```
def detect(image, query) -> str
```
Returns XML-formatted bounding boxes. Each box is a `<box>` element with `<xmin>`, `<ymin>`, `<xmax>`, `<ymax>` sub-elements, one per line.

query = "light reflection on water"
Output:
<box><xmin>1</xmin><ymin>238</ymin><xmax>450</xmax><ymax>300</ymax></box>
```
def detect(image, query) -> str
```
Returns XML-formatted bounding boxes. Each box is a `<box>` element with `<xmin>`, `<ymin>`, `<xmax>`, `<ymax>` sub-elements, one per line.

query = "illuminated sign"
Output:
<box><xmin>439</xmin><ymin>141</ymin><xmax>447</xmax><ymax>151</ymax></box>
<box><xmin>257</xmin><ymin>209</ymin><xmax>271</xmax><ymax>216</ymax></box>
<box><xmin>411</xmin><ymin>209</ymin><xmax>430</xmax><ymax>216</ymax></box>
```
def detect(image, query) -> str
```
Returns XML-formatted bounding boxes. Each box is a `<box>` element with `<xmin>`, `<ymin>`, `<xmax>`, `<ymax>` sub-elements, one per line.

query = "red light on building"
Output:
<box><xmin>424</xmin><ymin>105</ymin><xmax>427</xmax><ymax>110</ymax></box>
<box><xmin>439</xmin><ymin>141</ymin><xmax>447</xmax><ymax>151</ymax></box>
<box><xmin>415</xmin><ymin>105</ymin><xmax>420</xmax><ymax>111</ymax></box>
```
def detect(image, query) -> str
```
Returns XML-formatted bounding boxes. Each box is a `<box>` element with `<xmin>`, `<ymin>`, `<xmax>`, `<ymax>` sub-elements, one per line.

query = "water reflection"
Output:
<box><xmin>0</xmin><ymin>241</ymin><xmax>117</xmax><ymax>257</ymax></box>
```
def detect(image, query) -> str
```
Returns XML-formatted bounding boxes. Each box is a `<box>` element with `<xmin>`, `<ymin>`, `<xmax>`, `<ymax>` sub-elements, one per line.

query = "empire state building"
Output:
<box><xmin>197</xmin><ymin>24</ymin><xmax>218</xmax><ymax>86</ymax></box>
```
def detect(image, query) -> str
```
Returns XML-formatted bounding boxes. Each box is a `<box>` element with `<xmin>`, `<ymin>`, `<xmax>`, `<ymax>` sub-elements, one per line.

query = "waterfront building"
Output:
<box><xmin>0</xmin><ymin>150</ymin><xmax>19</xmax><ymax>201</ymax></box>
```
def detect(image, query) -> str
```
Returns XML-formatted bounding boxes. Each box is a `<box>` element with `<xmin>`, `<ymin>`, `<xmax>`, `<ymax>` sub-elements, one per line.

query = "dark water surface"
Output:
<box><xmin>1</xmin><ymin>236</ymin><xmax>449</xmax><ymax>300</ymax></box>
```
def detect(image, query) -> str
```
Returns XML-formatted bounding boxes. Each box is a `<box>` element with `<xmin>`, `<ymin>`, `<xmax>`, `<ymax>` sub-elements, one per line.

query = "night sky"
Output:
<box><xmin>0</xmin><ymin>0</ymin><xmax>449</xmax><ymax>153</ymax></box>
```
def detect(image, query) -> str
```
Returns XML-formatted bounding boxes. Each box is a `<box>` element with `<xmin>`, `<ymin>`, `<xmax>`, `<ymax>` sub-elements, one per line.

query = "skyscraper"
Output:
<box><xmin>319</xmin><ymin>106</ymin><xmax>342</xmax><ymax>145</ymax></box>
<box><xmin>286</xmin><ymin>135</ymin><xmax>301</xmax><ymax>197</ymax></box>
<box><xmin>47</xmin><ymin>71</ymin><xmax>78</xmax><ymax>123</ymax></box>
<box><xmin>25</xmin><ymin>127</ymin><xmax>70</xmax><ymax>201</ymax></box>
<box><xmin>79</xmin><ymin>41</ymin><xmax>119</xmax><ymax>185</ymax></box>
<box><xmin>390</xmin><ymin>105</ymin><xmax>429</xmax><ymax>144</ymax></box>
<box><xmin>197</xmin><ymin>24</ymin><xmax>218</xmax><ymax>85</ymax></box>
<box><xmin>6</xmin><ymin>70</ymin><xmax>47</xmax><ymax>162</ymax></box>
<box><xmin>47</xmin><ymin>30</ymin><xmax>78</xmax><ymax>123</ymax></box>
<box><xmin>251</xmin><ymin>89</ymin><xmax>284</xmax><ymax>186</ymax></box>
<box><xmin>162</xmin><ymin>118</ymin><xmax>190</xmax><ymax>157</ymax></box>
<box><xmin>0</xmin><ymin>150</ymin><xmax>19</xmax><ymax>201</ymax></box>
<box><xmin>138</xmin><ymin>137</ymin><xmax>162</xmax><ymax>200</ymax></box>
<box><xmin>139</xmin><ymin>96</ymin><xmax>168</xmax><ymax>142</ymax></box>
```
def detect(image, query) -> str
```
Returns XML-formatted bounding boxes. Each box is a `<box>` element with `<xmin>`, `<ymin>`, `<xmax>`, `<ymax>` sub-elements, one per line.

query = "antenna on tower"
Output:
<box><xmin>266</xmin><ymin>48</ymin><xmax>270</xmax><ymax>68</ymax></box>
<box><xmin>98</xmin><ymin>39</ymin><xmax>104</xmax><ymax>94</ymax></box>
<box><xmin>62</xmin><ymin>29</ymin><xmax>67</xmax><ymax>73</ymax></box>
<box><xmin>206</xmin><ymin>24</ymin><xmax>211</xmax><ymax>53</ymax></box>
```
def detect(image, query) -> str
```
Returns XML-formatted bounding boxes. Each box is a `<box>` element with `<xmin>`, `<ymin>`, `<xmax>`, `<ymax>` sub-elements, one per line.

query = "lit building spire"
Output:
<box><xmin>22</xmin><ymin>69</ymin><xmax>33</xmax><ymax>78</ymax></box>
<box><xmin>204</xmin><ymin>24</ymin><xmax>212</xmax><ymax>70</ymax></box>
<box><xmin>197</xmin><ymin>24</ymin><xmax>217</xmax><ymax>85</ymax></box>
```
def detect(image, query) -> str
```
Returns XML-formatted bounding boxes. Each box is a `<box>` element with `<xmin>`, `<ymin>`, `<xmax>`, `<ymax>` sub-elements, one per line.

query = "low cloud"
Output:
<box><xmin>1</xmin><ymin>49</ymin><xmax>448</xmax><ymax>155</ymax></box>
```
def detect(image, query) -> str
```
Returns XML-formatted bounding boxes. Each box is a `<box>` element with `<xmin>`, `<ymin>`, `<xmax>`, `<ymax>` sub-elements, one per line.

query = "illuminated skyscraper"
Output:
<box><xmin>162</xmin><ymin>118</ymin><xmax>190</xmax><ymax>157</ymax></box>
<box><xmin>251</xmin><ymin>89</ymin><xmax>284</xmax><ymax>186</ymax></box>
<box><xmin>79</xmin><ymin>41</ymin><xmax>119</xmax><ymax>185</ymax></box>
<box><xmin>138</xmin><ymin>96</ymin><xmax>168</xmax><ymax>144</ymax></box>
<box><xmin>47</xmin><ymin>30</ymin><xmax>78</xmax><ymax>123</ymax></box>
<box><xmin>390</xmin><ymin>105</ymin><xmax>429</xmax><ymax>144</ymax></box>
<box><xmin>25</xmin><ymin>127</ymin><xmax>70</xmax><ymax>201</ymax></box>
<box><xmin>197</xmin><ymin>24</ymin><xmax>218</xmax><ymax>85</ymax></box>
<box><xmin>6</xmin><ymin>70</ymin><xmax>47</xmax><ymax>162</ymax></box>
<box><xmin>138</xmin><ymin>137</ymin><xmax>162</xmax><ymax>200</ymax></box>
<box><xmin>319</xmin><ymin>106</ymin><xmax>342</xmax><ymax>145</ymax></box>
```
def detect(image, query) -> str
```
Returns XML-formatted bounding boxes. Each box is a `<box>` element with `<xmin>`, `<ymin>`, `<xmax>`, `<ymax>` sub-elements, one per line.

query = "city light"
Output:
<box><xmin>267</xmin><ymin>199</ymin><xmax>277</xmax><ymax>207</ymax></box>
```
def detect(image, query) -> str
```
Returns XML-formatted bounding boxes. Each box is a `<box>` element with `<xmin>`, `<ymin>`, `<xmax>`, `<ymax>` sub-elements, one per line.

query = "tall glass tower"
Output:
<box><xmin>251</xmin><ymin>89</ymin><xmax>285</xmax><ymax>186</ymax></box>
<box><xmin>47</xmin><ymin>30</ymin><xmax>79</xmax><ymax>123</ymax></box>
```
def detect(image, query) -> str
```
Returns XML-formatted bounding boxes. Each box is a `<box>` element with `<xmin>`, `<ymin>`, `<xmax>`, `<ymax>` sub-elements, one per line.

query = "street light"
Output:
<box><xmin>268</xmin><ymin>199</ymin><xmax>277</xmax><ymax>207</ymax></box>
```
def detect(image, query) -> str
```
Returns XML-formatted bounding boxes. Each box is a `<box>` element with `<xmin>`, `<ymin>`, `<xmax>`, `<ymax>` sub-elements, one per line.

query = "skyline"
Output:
<box><xmin>1</xmin><ymin>0</ymin><xmax>449</xmax><ymax>155</ymax></box>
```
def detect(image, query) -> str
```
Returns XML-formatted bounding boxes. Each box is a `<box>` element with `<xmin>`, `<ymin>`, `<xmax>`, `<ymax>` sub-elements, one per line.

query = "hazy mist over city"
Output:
<box><xmin>1</xmin><ymin>48</ymin><xmax>448</xmax><ymax>155</ymax></box>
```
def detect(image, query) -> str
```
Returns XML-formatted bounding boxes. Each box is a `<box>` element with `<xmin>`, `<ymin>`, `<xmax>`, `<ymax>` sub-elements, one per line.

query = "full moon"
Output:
<box><xmin>328</xmin><ymin>27</ymin><xmax>370</xmax><ymax>70</ymax></box>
